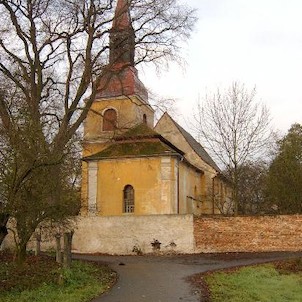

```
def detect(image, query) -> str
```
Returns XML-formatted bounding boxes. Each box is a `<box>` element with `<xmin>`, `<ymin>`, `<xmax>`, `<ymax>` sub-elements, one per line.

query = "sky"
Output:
<box><xmin>140</xmin><ymin>0</ymin><xmax>302</xmax><ymax>134</ymax></box>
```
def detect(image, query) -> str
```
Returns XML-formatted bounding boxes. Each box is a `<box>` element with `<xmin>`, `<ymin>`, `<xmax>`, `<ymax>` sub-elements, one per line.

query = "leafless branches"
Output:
<box><xmin>193</xmin><ymin>82</ymin><xmax>272</xmax><ymax>214</ymax></box>
<box><xmin>0</xmin><ymin>0</ymin><xmax>196</xmax><ymax>258</ymax></box>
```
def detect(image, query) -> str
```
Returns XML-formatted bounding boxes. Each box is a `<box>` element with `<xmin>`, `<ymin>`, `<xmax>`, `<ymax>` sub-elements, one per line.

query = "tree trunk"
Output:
<box><xmin>0</xmin><ymin>227</ymin><xmax>8</xmax><ymax>246</ymax></box>
<box><xmin>35</xmin><ymin>233</ymin><xmax>41</xmax><ymax>256</ymax></box>
<box><xmin>16</xmin><ymin>243</ymin><xmax>27</xmax><ymax>266</ymax></box>
<box><xmin>63</xmin><ymin>231</ymin><xmax>74</xmax><ymax>268</ymax></box>
<box><xmin>233</xmin><ymin>167</ymin><xmax>239</xmax><ymax>216</ymax></box>
<box><xmin>0</xmin><ymin>214</ymin><xmax>9</xmax><ymax>246</ymax></box>
<box><xmin>55</xmin><ymin>234</ymin><xmax>62</xmax><ymax>264</ymax></box>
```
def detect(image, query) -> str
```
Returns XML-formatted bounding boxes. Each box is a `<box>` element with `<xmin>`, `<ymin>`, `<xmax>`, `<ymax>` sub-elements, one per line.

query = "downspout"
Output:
<box><xmin>177</xmin><ymin>156</ymin><xmax>184</xmax><ymax>214</ymax></box>
<box><xmin>177</xmin><ymin>158</ymin><xmax>180</xmax><ymax>214</ymax></box>
<box><xmin>212</xmin><ymin>177</ymin><xmax>215</xmax><ymax>214</ymax></box>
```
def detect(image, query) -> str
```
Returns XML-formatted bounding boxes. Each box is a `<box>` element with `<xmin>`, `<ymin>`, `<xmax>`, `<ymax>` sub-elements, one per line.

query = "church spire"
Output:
<box><xmin>96</xmin><ymin>0</ymin><xmax>149</xmax><ymax>104</ymax></box>
<box><xmin>112</xmin><ymin>0</ymin><xmax>132</xmax><ymax>30</ymax></box>
<box><xmin>109</xmin><ymin>0</ymin><xmax>135</xmax><ymax>67</ymax></box>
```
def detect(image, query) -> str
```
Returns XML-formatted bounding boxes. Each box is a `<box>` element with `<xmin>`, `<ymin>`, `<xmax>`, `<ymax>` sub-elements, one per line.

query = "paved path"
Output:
<box><xmin>74</xmin><ymin>252</ymin><xmax>302</xmax><ymax>302</ymax></box>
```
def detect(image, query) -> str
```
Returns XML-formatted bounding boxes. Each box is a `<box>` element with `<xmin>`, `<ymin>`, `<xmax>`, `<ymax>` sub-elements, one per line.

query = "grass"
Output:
<box><xmin>204</xmin><ymin>259</ymin><xmax>302</xmax><ymax>302</ymax></box>
<box><xmin>0</xmin><ymin>252</ymin><xmax>116</xmax><ymax>302</ymax></box>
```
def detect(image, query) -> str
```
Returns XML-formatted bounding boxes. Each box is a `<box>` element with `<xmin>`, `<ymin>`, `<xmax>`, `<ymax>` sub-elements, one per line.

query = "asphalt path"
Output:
<box><xmin>74</xmin><ymin>252</ymin><xmax>302</xmax><ymax>302</ymax></box>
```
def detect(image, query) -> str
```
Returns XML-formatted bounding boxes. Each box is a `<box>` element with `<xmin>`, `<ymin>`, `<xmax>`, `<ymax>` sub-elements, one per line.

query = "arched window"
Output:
<box><xmin>123</xmin><ymin>185</ymin><xmax>134</xmax><ymax>213</ymax></box>
<box><xmin>143</xmin><ymin>114</ymin><xmax>147</xmax><ymax>124</ymax></box>
<box><xmin>103</xmin><ymin>108</ymin><xmax>117</xmax><ymax>131</ymax></box>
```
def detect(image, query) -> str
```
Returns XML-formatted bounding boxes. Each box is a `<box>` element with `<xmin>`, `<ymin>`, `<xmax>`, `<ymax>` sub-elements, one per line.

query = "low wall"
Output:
<box><xmin>3</xmin><ymin>214</ymin><xmax>302</xmax><ymax>255</ymax></box>
<box><xmin>2</xmin><ymin>214</ymin><xmax>195</xmax><ymax>255</ymax></box>
<box><xmin>73</xmin><ymin>214</ymin><xmax>195</xmax><ymax>254</ymax></box>
<box><xmin>194</xmin><ymin>215</ymin><xmax>302</xmax><ymax>253</ymax></box>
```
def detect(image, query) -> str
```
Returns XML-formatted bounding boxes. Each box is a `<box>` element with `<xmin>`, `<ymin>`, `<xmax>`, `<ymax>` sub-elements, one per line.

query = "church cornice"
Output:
<box><xmin>94</xmin><ymin>93</ymin><xmax>154</xmax><ymax>111</ymax></box>
<box><xmin>83</xmin><ymin>153</ymin><xmax>181</xmax><ymax>162</ymax></box>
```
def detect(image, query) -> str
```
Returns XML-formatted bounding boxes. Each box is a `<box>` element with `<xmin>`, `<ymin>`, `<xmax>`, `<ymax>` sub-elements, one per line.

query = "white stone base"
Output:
<box><xmin>73</xmin><ymin>214</ymin><xmax>195</xmax><ymax>254</ymax></box>
<box><xmin>2</xmin><ymin>214</ymin><xmax>195</xmax><ymax>255</ymax></box>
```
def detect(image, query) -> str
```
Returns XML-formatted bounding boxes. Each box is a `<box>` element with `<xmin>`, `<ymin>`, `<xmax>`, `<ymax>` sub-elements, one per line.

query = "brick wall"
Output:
<box><xmin>194</xmin><ymin>215</ymin><xmax>302</xmax><ymax>253</ymax></box>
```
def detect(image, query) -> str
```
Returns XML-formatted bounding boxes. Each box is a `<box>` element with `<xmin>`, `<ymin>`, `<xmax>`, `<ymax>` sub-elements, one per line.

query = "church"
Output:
<box><xmin>81</xmin><ymin>0</ymin><xmax>232</xmax><ymax>219</ymax></box>
<box><xmin>2</xmin><ymin>0</ymin><xmax>233</xmax><ymax>255</ymax></box>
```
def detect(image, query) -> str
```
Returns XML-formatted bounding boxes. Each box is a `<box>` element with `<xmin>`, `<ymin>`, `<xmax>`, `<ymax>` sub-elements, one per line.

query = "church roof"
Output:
<box><xmin>96</xmin><ymin>67</ymin><xmax>149</xmax><ymax>103</ymax></box>
<box><xmin>116</xmin><ymin>123</ymin><xmax>160</xmax><ymax>139</ymax></box>
<box><xmin>157</xmin><ymin>113</ymin><xmax>221</xmax><ymax>172</ymax></box>
<box><xmin>85</xmin><ymin>141</ymin><xmax>179</xmax><ymax>160</ymax></box>
<box><xmin>174</xmin><ymin>121</ymin><xmax>221</xmax><ymax>172</ymax></box>
<box><xmin>84</xmin><ymin>123</ymin><xmax>185</xmax><ymax>160</ymax></box>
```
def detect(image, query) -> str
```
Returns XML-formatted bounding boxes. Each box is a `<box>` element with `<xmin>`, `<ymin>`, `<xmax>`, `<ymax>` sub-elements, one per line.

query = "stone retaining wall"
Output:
<box><xmin>2</xmin><ymin>214</ymin><xmax>195</xmax><ymax>255</ymax></box>
<box><xmin>72</xmin><ymin>214</ymin><xmax>195</xmax><ymax>254</ymax></box>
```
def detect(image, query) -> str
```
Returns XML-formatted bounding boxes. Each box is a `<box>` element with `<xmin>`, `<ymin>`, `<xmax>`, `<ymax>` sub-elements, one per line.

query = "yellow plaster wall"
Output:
<box><xmin>84</xmin><ymin>96</ymin><xmax>154</xmax><ymax>142</ymax></box>
<box><xmin>155</xmin><ymin>114</ymin><xmax>218</xmax><ymax>214</ymax></box>
<box><xmin>155</xmin><ymin>114</ymin><xmax>216</xmax><ymax>175</ymax></box>
<box><xmin>81</xmin><ymin>161</ymin><xmax>88</xmax><ymax>216</ymax></box>
<box><xmin>95</xmin><ymin>156</ymin><xmax>178</xmax><ymax>216</ymax></box>
<box><xmin>81</xmin><ymin>94</ymin><xmax>155</xmax><ymax>216</ymax></box>
<box><xmin>178</xmin><ymin>163</ymin><xmax>201</xmax><ymax>214</ymax></box>
<box><xmin>177</xmin><ymin>163</ymin><xmax>215</xmax><ymax>215</ymax></box>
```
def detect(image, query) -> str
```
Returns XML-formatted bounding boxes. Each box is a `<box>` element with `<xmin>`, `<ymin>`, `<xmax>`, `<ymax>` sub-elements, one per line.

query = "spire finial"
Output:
<box><xmin>112</xmin><ymin>0</ymin><xmax>132</xmax><ymax>30</ymax></box>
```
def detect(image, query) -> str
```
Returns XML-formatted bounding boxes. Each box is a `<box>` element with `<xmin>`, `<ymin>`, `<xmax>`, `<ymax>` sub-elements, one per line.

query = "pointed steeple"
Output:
<box><xmin>112</xmin><ymin>0</ymin><xmax>132</xmax><ymax>30</ymax></box>
<box><xmin>96</xmin><ymin>0</ymin><xmax>149</xmax><ymax>104</ymax></box>
<box><xmin>109</xmin><ymin>0</ymin><xmax>135</xmax><ymax>67</ymax></box>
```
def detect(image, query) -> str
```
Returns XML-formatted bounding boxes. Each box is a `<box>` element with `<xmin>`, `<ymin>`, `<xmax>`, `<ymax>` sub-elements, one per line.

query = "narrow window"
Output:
<box><xmin>103</xmin><ymin>108</ymin><xmax>117</xmax><ymax>131</ymax></box>
<box><xmin>123</xmin><ymin>185</ymin><xmax>134</xmax><ymax>213</ymax></box>
<box><xmin>143</xmin><ymin>114</ymin><xmax>147</xmax><ymax>124</ymax></box>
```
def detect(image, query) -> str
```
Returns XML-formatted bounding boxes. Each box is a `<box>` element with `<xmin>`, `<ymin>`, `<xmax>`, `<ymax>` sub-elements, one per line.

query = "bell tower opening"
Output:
<box><xmin>103</xmin><ymin>108</ymin><xmax>117</xmax><ymax>131</ymax></box>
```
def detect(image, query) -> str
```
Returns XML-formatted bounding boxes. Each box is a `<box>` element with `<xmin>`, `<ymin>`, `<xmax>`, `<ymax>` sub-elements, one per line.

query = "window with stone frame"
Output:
<box><xmin>123</xmin><ymin>185</ymin><xmax>134</xmax><ymax>213</ymax></box>
<box><xmin>103</xmin><ymin>108</ymin><xmax>117</xmax><ymax>131</ymax></box>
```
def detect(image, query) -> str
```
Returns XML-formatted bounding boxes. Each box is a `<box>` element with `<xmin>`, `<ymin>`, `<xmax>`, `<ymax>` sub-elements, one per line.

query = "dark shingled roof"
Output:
<box><xmin>85</xmin><ymin>141</ymin><xmax>179</xmax><ymax>160</ymax></box>
<box><xmin>116</xmin><ymin>123</ymin><xmax>160</xmax><ymax>140</ymax></box>
<box><xmin>84</xmin><ymin>123</ymin><xmax>184</xmax><ymax>160</ymax></box>
<box><xmin>168</xmin><ymin>116</ymin><xmax>221</xmax><ymax>172</ymax></box>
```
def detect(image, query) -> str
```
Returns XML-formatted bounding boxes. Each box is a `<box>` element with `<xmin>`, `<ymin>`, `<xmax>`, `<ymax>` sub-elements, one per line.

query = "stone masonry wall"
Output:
<box><xmin>2</xmin><ymin>214</ymin><xmax>195</xmax><ymax>255</ymax></box>
<box><xmin>73</xmin><ymin>214</ymin><xmax>195</xmax><ymax>254</ymax></box>
<box><xmin>194</xmin><ymin>215</ymin><xmax>302</xmax><ymax>253</ymax></box>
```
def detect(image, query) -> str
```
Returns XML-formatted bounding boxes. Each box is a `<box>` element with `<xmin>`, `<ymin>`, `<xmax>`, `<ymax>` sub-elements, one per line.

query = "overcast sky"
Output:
<box><xmin>140</xmin><ymin>0</ymin><xmax>302</xmax><ymax>133</ymax></box>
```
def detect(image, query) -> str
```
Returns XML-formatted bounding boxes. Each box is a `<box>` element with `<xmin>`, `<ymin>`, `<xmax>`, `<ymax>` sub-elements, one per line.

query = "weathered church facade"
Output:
<box><xmin>2</xmin><ymin>0</ymin><xmax>232</xmax><ymax>255</ymax></box>
<box><xmin>81</xmin><ymin>0</ymin><xmax>232</xmax><ymax>218</ymax></box>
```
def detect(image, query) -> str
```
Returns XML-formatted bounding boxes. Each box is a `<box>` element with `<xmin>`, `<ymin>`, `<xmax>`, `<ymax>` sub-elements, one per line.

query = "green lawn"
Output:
<box><xmin>205</xmin><ymin>262</ymin><xmax>302</xmax><ymax>302</ymax></box>
<box><xmin>0</xmin><ymin>253</ymin><xmax>116</xmax><ymax>302</ymax></box>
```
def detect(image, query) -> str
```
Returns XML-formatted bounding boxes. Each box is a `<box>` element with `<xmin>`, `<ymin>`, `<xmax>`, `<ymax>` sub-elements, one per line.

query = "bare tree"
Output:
<box><xmin>0</xmin><ymin>0</ymin><xmax>196</xmax><ymax>261</ymax></box>
<box><xmin>193</xmin><ymin>82</ymin><xmax>271</xmax><ymax>214</ymax></box>
<box><xmin>0</xmin><ymin>86</ymin><xmax>81</xmax><ymax>263</ymax></box>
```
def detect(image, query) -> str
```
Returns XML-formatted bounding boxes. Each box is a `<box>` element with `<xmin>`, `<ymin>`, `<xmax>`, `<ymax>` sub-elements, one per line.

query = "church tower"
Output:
<box><xmin>83</xmin><ymin>0</ymin><xmax>154</xmax><ymax>155</ymax></box>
